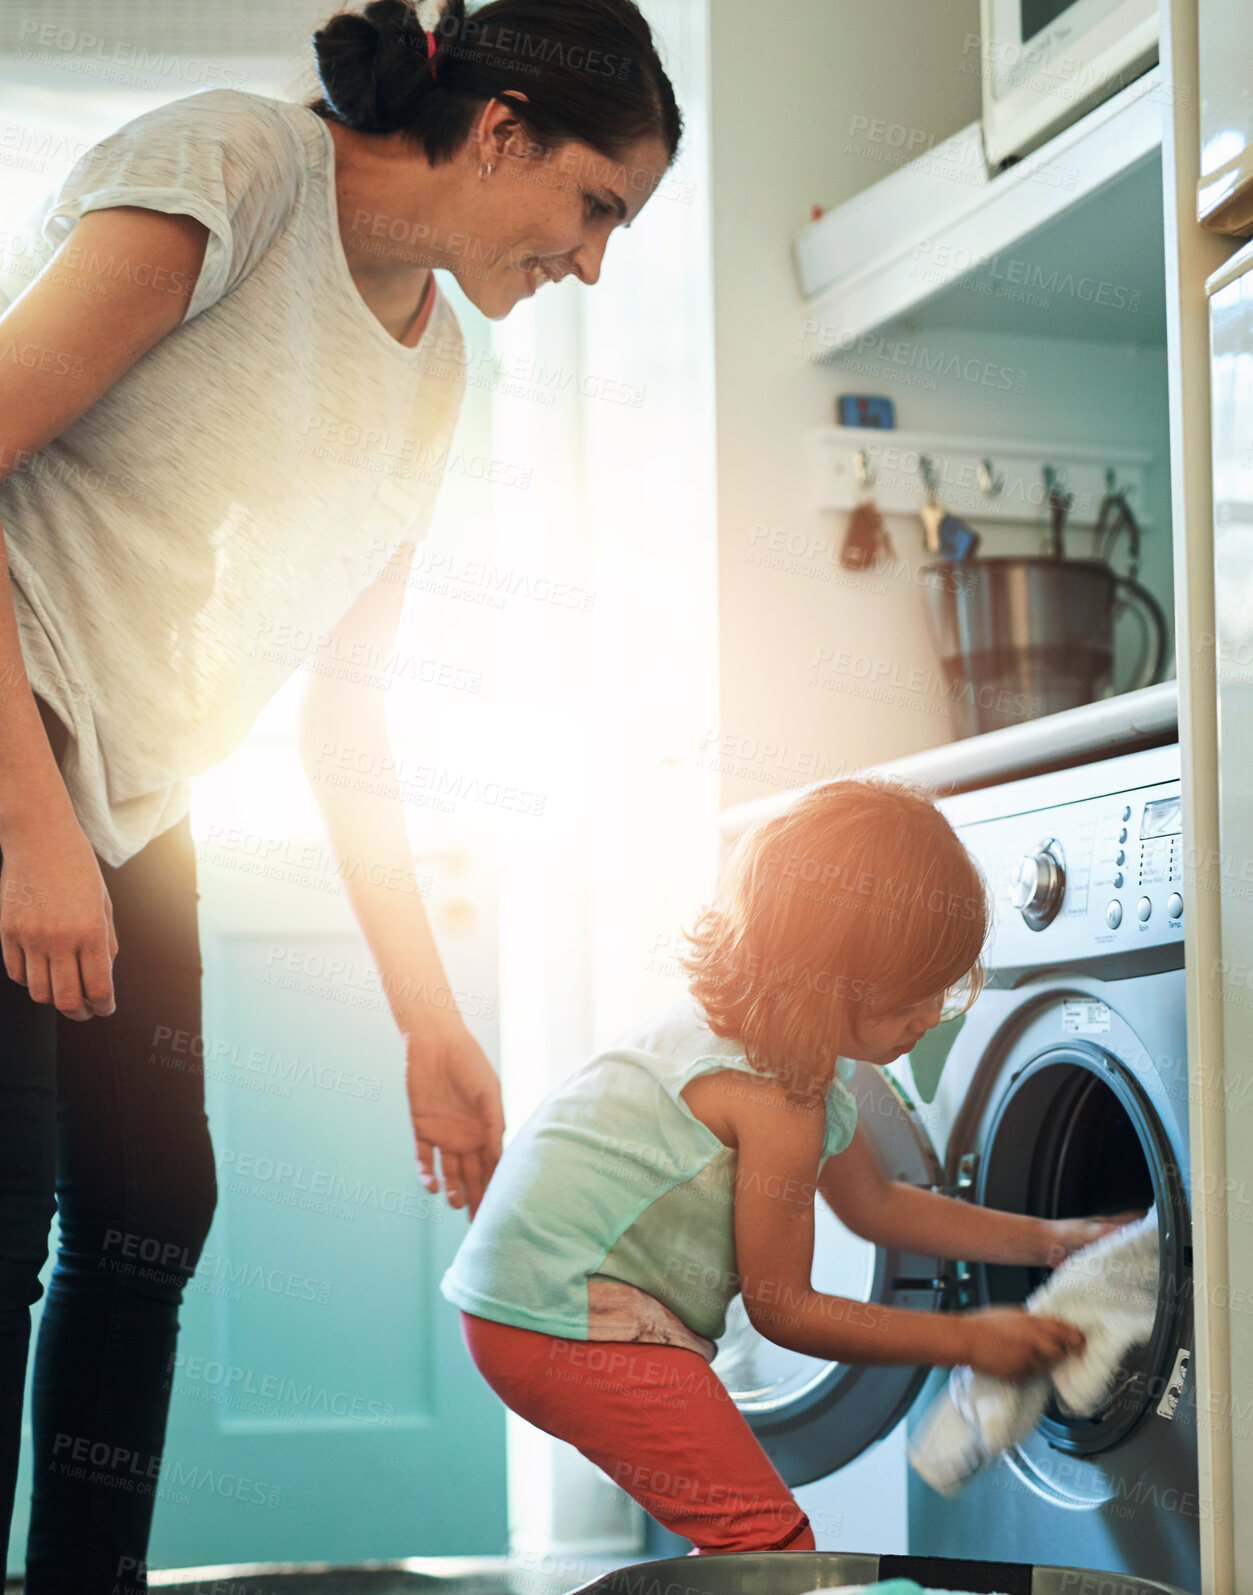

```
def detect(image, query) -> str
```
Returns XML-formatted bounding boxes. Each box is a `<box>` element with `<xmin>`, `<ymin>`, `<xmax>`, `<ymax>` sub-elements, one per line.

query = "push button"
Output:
<box><xmin>1119</xmin><ymin>827</ymin><xmax>1129</xmax><ymax>843</ymax></box>
<box><xmin>1137</xmin><ymin>896</ymin><xmax>1152</xmax><ymax>922</ymax></box>
<box><xmin>1123</xmin><ymin>805</ymin><xmax>1132</xmax><ymax>821</ymax></box>
<box><xmin>1167</xmin><ymin>893</ymin><xmax>1183</xmax><ymax>921</ymax></box>
<box><xmin>1114</xmin><ymin>871</ymin><xmax>1124</xmax><ymax>888</ymax></box>
<box><xmin>1116</xmin><ymin>849</ymin><xmax>1126</xmax><ymax>866</ymax></box>
<box><xmin>1107</xmin><ymin>900</ymin><xmax>1123</xmax><ymax>929</ymax></box>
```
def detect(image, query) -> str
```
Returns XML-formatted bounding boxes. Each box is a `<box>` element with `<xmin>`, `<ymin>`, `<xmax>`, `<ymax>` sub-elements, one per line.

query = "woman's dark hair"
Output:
<box><xmin>310</xmin><ymin>0</ymin><xmax>681</xmax><ymax>166</ymax></box>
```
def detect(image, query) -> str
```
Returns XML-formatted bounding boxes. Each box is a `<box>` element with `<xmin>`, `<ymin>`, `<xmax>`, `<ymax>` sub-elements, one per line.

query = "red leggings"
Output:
<box><xmin>460</xmin><ymin>1312</ymin><xmax>814</xmax><ymax>1553</ymax></box>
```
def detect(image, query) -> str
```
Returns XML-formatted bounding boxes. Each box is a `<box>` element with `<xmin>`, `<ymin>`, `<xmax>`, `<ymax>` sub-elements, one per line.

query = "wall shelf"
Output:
<box><xmin>811</xmin><ymin>425</ymin><xmax>1152</xmax><ymax>529</ymax></box>
<box><xmin>795</xmin><ymin>66</ymin><xmax>1167</xmax><ymax>356</ymax></box>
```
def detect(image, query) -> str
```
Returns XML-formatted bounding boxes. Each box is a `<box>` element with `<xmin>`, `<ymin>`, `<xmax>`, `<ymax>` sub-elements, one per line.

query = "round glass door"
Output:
<box><xmin>973</xmin><ymin>1042</ymin><xmax>1190</xmax><ymax>1463</ymax></box>
<box><xmin>714</xmin><ymin>1198</ymin><xmax>878</xmax><ymax>1411</ymax></box>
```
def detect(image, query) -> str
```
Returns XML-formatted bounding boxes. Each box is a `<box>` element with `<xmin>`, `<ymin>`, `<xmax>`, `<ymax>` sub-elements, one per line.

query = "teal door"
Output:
<box><xmin>7</xmin><ymin>810</ymin><xmax>506</xmax><ymax>1575</ymax></box>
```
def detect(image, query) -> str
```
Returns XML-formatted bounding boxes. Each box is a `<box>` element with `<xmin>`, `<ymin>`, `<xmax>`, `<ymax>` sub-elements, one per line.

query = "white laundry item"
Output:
<box><xmin>908</xmin><ymin>1207</ymin><xmax>1160</xmax><ymax>1496</ymax></box>
<box><xmin>907</xmin><ymin>1361</ymin><xmax>1051</xmax><ymax>1495</ymax></box>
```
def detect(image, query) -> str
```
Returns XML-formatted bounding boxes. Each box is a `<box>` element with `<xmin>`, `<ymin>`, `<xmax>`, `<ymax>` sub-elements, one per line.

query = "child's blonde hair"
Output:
<box><xmin>682</xmin><ymin>777</ymin><xmax>990</xmax><ymax>1086</ymax></box>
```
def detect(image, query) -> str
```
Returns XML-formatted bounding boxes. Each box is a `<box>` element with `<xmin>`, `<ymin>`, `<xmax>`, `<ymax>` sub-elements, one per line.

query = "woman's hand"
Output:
<box><xmin>0</xmin><ymin>811</ymin><xmax>117</xmax><ymax>1019</ymax></box>
<box><xmin>405</xmin><ymin>1015</ymin><xmax>504</xmax><ymax>1218</ymax></box>
<box><xmin>958</xmin><ymin>1305</ymin><xmax>1086</xmax><ymax>1379</ymax></box>
<box><xmin>1037</xmin><ymin>1210</ymin><xmax>1148</xmax><ymax>1269</ymax></box>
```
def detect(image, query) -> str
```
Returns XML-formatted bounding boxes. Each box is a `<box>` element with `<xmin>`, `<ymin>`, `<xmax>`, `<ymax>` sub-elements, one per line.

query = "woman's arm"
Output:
<box><xmin>819</xmin><ymin>1125</ymin><xmax>1145</xmax><ymax>1267</ymax></box>
<box><xmin>296</xmin><ymin>541</ymin><xmax>504</xmax><ymax>1216</ymax></box>
<box><xmin>0</xmin><ymin>207</ymin><xmax>207</xmax><ymax>1017</ymax></box>
<box><xmin>726</xmin><ymin>1077</ymin><xmax>1085</xmax><ymax>1377</ymax></box>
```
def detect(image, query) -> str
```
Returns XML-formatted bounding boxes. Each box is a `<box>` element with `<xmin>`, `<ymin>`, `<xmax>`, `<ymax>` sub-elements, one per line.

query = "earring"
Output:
<box><xmin>479</xmin><ymin>161</ymin><xmax>496</xmax><ymax>179</ymax></box>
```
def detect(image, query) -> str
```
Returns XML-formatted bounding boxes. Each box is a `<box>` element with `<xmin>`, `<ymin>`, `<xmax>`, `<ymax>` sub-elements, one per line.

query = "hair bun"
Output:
<box><xmin>310</xmin><ymin>0</ymin><xmax>679</xmax><ymax>170</ymax></box>
<box><xmin>312</xmin><ymin>1</ymin><xmax>436</xmax><ymax>134</ymax></box>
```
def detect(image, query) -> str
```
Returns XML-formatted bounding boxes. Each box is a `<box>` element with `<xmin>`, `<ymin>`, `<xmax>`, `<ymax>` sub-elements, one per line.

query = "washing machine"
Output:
<box><xmin>712</xmin><ymin>741</ymin><xmax>1200</xmax><ymax>1592</ymax></box>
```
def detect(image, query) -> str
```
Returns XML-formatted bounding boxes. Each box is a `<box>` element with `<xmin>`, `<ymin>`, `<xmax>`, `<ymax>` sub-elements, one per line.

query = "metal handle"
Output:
<box><xmin>1112</xmin><ymin>575</ymin><xmax>1169</xmax><ymax>693</ymax></box>
<box><xmin>878</xmin><ymin>1552</ymin><xmax>1033</xmax><ymax>1595</ymax></box>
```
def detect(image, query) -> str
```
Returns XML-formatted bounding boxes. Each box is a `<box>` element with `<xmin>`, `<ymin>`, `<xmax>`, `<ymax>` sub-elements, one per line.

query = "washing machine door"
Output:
<box><xmin>712</xmin><ymin>1060</ymin><xmax>947</xmax><ymax>1486</ymax></box>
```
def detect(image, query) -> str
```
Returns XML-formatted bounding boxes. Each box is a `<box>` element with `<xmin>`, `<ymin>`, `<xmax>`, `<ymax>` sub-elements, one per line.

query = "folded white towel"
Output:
<box><xmin>908</xmin><ymin>1207</ymin><xmax>1160</xmax><ymax>1495</ymax></box>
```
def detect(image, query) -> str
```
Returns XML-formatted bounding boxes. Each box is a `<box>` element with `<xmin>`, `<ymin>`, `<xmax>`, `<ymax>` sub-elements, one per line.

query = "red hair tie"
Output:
<box><xmin>426</xmin><ymin>29</ymin><xmax>438</xmax><ymax>81</ymax></box>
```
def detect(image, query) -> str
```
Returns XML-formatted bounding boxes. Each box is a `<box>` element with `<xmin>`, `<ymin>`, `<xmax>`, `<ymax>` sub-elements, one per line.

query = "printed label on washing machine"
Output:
<box><xmin>1062</xmin><ymin>999</ymin><xmax>1111</xmax><ymax>1035</ymax></box>
<box><xmin>1157</xmin><ymin>1347</ymin><xmax>1190</xmax><ymax>1420</ymax></box>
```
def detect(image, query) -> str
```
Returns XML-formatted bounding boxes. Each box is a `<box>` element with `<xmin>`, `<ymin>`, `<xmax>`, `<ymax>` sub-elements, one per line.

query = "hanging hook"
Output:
<box><xmin>917</xmin><ymin>455</ymin><xmax>945</xmax><ymax>554</ymax></box>
<box><xmin>1095</xmin><ymin>466</ymin><xmax>1141</xmax><ymax>576</ymax></box>
<box><xmin>978</xmin><ymin>457</ymin><xmax>1004</xmax><ymax>498</ymax></box>
<box><xmin>1042</xmin><ymin>465</ymin><xmax>1073</xmax><ymax>561</ymax></box>
<box><xmin>853</xmin><ymin>448</ymin><xmax>874</xmax><ymax>490</ymax></box>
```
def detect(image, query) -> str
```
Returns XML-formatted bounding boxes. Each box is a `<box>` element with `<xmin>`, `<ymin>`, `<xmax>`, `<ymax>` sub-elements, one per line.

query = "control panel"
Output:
<box><xmin>941</xmin><ymin>747</ymin><xmax>1184</xmax><ymax>976</ymax></box>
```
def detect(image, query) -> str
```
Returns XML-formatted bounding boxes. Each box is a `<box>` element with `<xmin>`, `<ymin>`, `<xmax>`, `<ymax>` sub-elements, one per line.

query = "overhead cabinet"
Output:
<box><xmin>794</xmin><ymin>67</ymin><xmax>1168</xmax><ymax>353</ymax></box>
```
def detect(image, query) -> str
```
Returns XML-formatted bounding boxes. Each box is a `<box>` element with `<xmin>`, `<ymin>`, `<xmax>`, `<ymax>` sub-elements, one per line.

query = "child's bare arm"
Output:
<box><xmin>819</xmin><ymin>1127</ymin><xmax>1144</xmax><ymax>1267</ymax></box>
<box><xmin>726</xmin><ymin>1080</ymin><xmax>1085</xmax><ymax>1375</ymax></box>
<box><xmin>818</xmin><ymin>1127</ymin><xmax>1048</xmax><ymax>1262</ymax></box>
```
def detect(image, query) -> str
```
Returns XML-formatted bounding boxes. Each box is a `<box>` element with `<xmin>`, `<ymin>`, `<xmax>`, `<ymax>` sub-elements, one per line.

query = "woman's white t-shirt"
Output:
<box><xmin>0</xmin><ymin>88</ymin><xmax>466</xmax><ymax>867</ymax></box>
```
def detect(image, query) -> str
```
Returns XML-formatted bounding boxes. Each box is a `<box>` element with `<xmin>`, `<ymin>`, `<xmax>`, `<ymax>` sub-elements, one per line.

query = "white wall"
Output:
<box><xmin>706</xmin><ymin>0</ymin><xmax>1173</xmax><ymax>819</ymax></box>
<box><xmin>708</xmin><ymin>0</ymin><xmax>981</xmax><ymax>818</ymax></box>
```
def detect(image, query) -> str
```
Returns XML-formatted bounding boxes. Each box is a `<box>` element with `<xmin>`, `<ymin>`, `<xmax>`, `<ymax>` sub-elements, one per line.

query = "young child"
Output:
<box><xmin>440</xmin><ymin>778</ymin><xmax>1140</xmax><ymax>1554</ymax></box>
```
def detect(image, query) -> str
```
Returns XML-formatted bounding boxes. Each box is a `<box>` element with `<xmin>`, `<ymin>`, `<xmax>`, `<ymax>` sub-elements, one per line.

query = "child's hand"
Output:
<box><xmin>1038</xmin><ymin>1210</ymin><xmax>1148</xmax><ymax>1269</ymax></box>
<box><xmin>958</xmin><ymin>1306</ymin><xmax>1086</xmax><ymax>1379</ymax></box>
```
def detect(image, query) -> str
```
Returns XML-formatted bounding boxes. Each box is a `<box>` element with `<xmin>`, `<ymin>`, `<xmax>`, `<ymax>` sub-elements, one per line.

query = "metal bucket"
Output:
<box><xmin>919</xmin><ymin>558</ymin><xmax>1168</xmax><ymax>738</ymax></box>
<box><xmin>566</xmin><ymin>1552</ymin><xmax>1195</xmax><ymax>1595</ymax></box>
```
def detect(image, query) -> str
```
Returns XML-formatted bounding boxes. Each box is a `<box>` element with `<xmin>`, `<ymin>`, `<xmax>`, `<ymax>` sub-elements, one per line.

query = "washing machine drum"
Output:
<box><xmin>969</xmin><ymin>1042</ymin><xmax>1191</xmax><ymax>1456</ymax></box>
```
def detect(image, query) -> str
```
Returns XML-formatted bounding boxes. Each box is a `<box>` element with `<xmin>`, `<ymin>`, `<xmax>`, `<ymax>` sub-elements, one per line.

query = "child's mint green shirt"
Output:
<box><xmin>440</xmin><ymin>993</ymin><xmax>859</xmax><ymax>1349</ymax></box>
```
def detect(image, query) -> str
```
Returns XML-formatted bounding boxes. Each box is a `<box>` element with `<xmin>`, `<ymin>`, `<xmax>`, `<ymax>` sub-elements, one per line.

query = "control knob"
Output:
<box><xmin>1010</xmin><ymin>838</ymin><xmax>1066</xmax><ymax>930</ymax></box>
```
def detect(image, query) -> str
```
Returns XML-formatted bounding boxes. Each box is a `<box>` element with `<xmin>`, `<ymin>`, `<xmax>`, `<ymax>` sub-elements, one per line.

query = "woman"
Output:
<box><xmin>0</xmin><ymin>1</ymin><xmax>680</xmax><ymax>1588</ymax></box>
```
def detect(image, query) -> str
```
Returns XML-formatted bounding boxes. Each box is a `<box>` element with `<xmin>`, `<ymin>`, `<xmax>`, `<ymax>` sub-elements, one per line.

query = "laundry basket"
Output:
<box><xmin>102</xmin><ymin>1559</ymin><xmax>585</xmax><ymax>1595</ymax></box>
<box><xmin>102</xmin><ymin>1553</ymin><xmax>1194</xmax><ymax>1595</ymax></box>
<box><xmin>565</xmin><ymin>1551</ymin><xmax>1195</xmax><ymax>1595</ymax></box>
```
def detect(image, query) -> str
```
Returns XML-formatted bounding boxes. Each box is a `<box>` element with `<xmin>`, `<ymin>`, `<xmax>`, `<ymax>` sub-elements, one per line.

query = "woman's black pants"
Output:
<box><xmin>0</xmin><ymin>699</ymin><xmax>216</xmax><ymax>1593</ymax></box>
